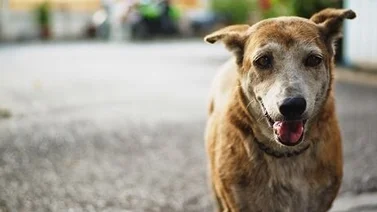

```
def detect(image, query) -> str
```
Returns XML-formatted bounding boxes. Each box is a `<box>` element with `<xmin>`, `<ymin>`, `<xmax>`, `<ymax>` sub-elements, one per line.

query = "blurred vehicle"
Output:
<box><xmin>130</xmin><ymin>0</ymin><xmax>181</xmax><ymax>39</ymax></box>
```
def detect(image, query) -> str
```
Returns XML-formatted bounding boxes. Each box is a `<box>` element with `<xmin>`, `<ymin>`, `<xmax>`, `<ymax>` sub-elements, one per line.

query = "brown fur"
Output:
<box><xmin>205</xmin><ymin>9</ymin><xmax>355</xmax><ymax>212</ymax></box>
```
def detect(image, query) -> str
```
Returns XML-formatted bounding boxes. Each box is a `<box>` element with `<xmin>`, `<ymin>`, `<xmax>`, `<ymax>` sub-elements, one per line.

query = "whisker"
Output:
<box><xmin>245</xmin><ymin>101</ymin><xmax>253</xmax><ymax>110</ymax></box>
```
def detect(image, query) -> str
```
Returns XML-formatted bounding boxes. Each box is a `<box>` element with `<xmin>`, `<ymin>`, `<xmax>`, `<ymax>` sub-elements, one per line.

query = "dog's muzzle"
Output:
<box><xmin>260</xmin><ymin>97</ymin><xmax>308</xmax><ymax>146</ymax></box>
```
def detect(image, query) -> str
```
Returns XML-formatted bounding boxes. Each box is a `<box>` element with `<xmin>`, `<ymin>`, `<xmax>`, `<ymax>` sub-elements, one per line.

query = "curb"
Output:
<box><xmin>331</xmin><ymin>192</ymin><xmax>377</xmax><ymax>212</ymax></box>
<box><xmin>335</xmin><ymin>67</ymin><xmax>377</xmax><ymax>87</ymax></box>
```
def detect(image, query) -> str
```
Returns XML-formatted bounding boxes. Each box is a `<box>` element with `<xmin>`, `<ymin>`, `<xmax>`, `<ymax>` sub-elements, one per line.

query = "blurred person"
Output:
<box><xmin>120</xmin><ymin>0</ymin><xmax>141</xmax><ymax>40</ymax></box>
<box><xmin>121</xmin><ymin>0</ymin><xmax>140</xmax><ymax>22</ymax></box>
<box><xmin>101</xmin><ymin>0</ymin><xmax>136</xmax><ymax>41</ymax></box>
<box><xmin>99</xmin><ymin>0</ymin><xmax>114</xmax><ymax>39</ymax></box>
<box><xmin>107</xmin><ymin>0</ymin><xmax>123</xmax><ymax>41</ymax></box>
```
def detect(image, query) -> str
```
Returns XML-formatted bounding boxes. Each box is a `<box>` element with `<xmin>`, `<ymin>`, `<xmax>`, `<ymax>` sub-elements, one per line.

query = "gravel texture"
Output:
<box><xmin>0</xmin><ymin>41</ymin><xmax>376</xmax><ymax>211</ymax></box>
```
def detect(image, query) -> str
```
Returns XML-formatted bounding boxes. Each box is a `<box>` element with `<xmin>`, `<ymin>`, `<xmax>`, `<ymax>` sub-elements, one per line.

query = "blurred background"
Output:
<box><xmin>1</xmin><ymin>0</ymin><xmax>377</xmax><ymax>211</ymax></box>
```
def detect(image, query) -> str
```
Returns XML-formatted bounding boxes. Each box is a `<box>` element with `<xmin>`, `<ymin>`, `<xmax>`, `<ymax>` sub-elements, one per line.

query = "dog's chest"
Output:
<box><xmin>232</xmin><ymin>156</ymin><xmax>335</xmax><ymax>212</ymax></box>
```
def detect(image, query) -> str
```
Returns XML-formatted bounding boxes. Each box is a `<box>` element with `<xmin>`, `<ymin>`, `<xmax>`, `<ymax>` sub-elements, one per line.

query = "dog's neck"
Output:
<box><xmin>227</xmin><ymin>80</ymin><xmax>336</xmax><ymax>158</ymax></box>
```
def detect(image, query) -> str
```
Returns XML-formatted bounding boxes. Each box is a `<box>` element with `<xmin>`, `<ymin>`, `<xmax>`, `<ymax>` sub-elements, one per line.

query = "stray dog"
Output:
<box><xmin>204</xmin><ymin>8</ymin><xmax>356</xmax><ymax>212</ymax></box>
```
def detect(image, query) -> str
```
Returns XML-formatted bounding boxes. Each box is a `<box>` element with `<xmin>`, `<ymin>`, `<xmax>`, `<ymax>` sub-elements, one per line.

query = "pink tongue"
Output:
<box><xmin>273</xmin><ymin>121</ymin><xmax>304</xmax><ymax>145</ymax></box>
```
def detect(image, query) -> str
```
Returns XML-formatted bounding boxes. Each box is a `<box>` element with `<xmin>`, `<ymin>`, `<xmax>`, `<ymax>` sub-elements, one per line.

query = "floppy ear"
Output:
<box><xmin>310</xmin><ymin>8</ymin><xmax>356</xmax><ymax>54</ymax></box>
<box><xmin>204</xmin><ymin>25</ymin><xmax>250</xmax><ymax>66</ymax></box>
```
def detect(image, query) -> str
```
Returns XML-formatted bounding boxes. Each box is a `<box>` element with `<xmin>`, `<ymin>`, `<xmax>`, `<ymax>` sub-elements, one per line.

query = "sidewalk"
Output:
<box><xmin>335</xmin><ymin>67</ymin><xmax>377</xmax><ymax>87</ymax></box>
<box><xmin>332</xmin><ymin>67</ymin><xmax>377</xmax><ymax>212</ymax></box>
<box><xmin>332</xmin><ymin>192</ymin><xmax>377</xmax><ymax>212</ymax></box>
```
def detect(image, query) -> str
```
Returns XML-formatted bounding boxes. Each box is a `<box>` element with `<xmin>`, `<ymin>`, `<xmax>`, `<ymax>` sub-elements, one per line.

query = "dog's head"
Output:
<box><xmin>205</xmin><ymin>9</ymin><xmax>355</xmax><ymax>150</ymax></box>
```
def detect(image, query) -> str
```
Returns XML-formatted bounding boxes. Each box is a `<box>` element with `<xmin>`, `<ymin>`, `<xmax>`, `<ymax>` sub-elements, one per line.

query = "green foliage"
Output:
<box><xmin>138</xmin><ymin>4</ymin><xmax>161</xmax><ymax>19</ymax></box>
<box><xmin>260</xmin><ymin>0</ymin><xmax>295</xmax><ymax>18</ymax></box>
<box><xmin>209</xmin><ymin>0</ymin><xmax>342</xmax><ymax>24</ymax></box>
<box><xmin>138</xmin><ymin>3</ymin><xmax>181</xmax><ymax>21</ymax></box>
<box><xmin>211</xmin><ymin>0</ymin><xmax>255</xmax><ymax>24</ymax></box>
<box><xmin>291</xmin><ymin>0</ymin><xmax>341</xmax><ymax>18</ymax></box>
<box><xmin>36</xmin><ymin>2</ymin><xmax>50</xmax><ymax>26</ymax></box>
<box><xmin>168</xmin><ymin>6</ymin><xmax>181</xmax><ymax>21</ymax></box>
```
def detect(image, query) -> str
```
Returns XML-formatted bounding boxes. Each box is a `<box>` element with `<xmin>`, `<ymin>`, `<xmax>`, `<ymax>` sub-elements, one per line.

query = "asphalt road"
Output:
<box><xmin>0</xmin><ymin>41</ymin><xmax>376</xmax><ymax>212</ymax></box>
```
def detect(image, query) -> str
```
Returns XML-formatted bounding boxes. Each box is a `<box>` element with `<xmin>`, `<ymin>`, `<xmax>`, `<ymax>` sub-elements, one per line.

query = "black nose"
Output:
<box><xmin>279</xmin><ymin>97</ymin><xmax>307</xmax><ymax>118</ymax></box>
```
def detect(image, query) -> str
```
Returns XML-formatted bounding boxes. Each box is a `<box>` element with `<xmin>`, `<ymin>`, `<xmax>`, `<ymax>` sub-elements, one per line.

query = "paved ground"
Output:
<box><xmin>0</xmin><ymin>41</ymin><xmax>376</xmax><ymax>212</ymax></box>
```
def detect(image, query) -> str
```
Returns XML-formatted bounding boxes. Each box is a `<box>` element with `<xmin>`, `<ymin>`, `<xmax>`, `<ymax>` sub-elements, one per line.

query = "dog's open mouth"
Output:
<box><xmin>273</xmin><ymin>120</ymin><xmax>305</xmax><ymax>146</ymax></box>
<box><xmin>261</xmin><ymin>102</ymin><xmax>306</xmax><ymax>146</ymax></box>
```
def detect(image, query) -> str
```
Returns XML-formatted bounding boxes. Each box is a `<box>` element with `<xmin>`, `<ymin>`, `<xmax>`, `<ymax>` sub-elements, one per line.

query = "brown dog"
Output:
<box><xmin>204</xmin><ymin>8</ymin><xmax>356</xmax><ymax>212</ymax></box>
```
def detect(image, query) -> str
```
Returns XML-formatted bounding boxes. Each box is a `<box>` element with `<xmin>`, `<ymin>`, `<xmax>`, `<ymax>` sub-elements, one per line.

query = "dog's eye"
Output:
<box><xmin>305</xmin><ymin>55</ymin><xmax>322</xmax><ymax>67</ymax></box>
<box><xmin>254</xmin><ymin>55</ymin><xmax>273</xmax><ymax>69</ymax></box>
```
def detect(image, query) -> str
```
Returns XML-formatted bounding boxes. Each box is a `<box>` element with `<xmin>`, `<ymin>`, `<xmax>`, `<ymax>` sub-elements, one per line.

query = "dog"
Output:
<box><xmin>204</xmin><ymin>8</ymin><xmax>356</xmax><ymax>212</ymax></box>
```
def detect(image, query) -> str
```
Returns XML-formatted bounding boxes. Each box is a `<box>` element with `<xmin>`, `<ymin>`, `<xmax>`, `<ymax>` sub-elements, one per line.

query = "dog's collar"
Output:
<box><xmin>254</xmin><ymin>138</ymin><xmax>310</xmax><ymax>158</ymax></box>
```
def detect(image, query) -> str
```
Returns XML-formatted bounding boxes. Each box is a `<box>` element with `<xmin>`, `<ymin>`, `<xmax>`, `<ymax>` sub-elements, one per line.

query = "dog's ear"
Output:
<box><xmin>204</xmin><ymin>25</ymin><xmax>250</xmax><ymax>66</ymax></box>
<box><xmin>310</xmin><ymin>8</ymin><xmax>356</xmax><ymax>54</ymax></box>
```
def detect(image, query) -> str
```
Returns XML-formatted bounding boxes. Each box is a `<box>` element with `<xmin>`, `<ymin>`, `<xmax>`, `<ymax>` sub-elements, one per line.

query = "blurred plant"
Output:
<box><xmin>35</xmin><ymin>1</ymin><xmax>51</xmax><ymax>39</ymax></box>
<box><xmin>211</xmin><ymin>0</ymin><xmax>256</xmax><ymax>24</ymax></box>
<box><xmin>259</xmin><ymin>0</ymin><xmax>294</xmax><ymax>18</ymax></box>
<box><xmin>210</xmin><ymin>0</ymin><xmax>341</xmax><ymax>24</ymax></box>
<box><xmin>210</xmin><ymin>0</ymin><xmax>294</xmax><ymax>24</ymax></box>
<box><xmin>258</xmin><ymin>0</ymin><xmax>341</xmax><ymax>18</ymax></box>
<box><xmin>291</xmin><ymin>0</ymin><xmax>342</xmax><ymax>18</ymax></box>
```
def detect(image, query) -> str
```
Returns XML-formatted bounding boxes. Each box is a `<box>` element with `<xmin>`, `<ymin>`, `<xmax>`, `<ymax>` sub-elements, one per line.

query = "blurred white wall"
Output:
<box><xmin>1</xmin><ymin>10</ymin><xmax>92</xmax><ymax>41</ymax></box>
<box><xmin>1</xmin><ymin>9</ymin><xmax>39</xmax><ymax>40</ymax></box>
<box><xmin>0</xmin><ymin>0</ymin><xmax>96</xmax><ymax>41</ymax></box>
<box><xmin>344</xmin><ymin>0</ymin><xmax>377</xmax><ymax>70</ymax></box>
<box><xmin>52</xmin><ymin>11</ymin><xmax>93</xmax><ymax>39</ymax></box>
